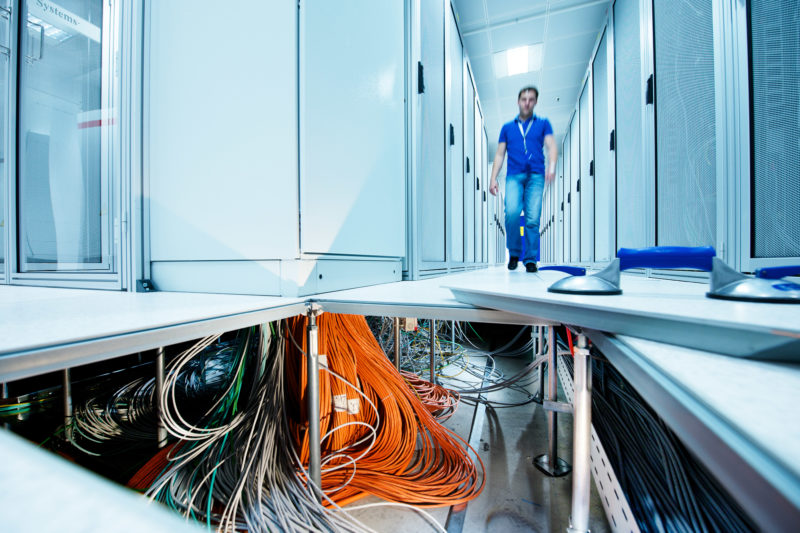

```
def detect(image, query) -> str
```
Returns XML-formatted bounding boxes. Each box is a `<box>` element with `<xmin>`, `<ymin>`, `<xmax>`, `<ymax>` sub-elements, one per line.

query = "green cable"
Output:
<box><xmin>38</xmin><ymin>425</ymin><xmax>66</xmax><ymax>448</ymax></box>
<box><xmin>206</xmin><ymin>432</ymin><xmax>229</xmax><ymax>528</ymax></box>
<box><xmin>467</xmin><ymin>322</ymin><xmax>485</xmax><ymax>343</ymax></box>
<box><xmin>186</xmin><ymin>445</ymin><xmax>207</xmax><ymax>522</ymax></box>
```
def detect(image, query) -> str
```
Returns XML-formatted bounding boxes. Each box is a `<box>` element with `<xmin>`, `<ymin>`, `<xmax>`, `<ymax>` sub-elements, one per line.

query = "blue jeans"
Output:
<box><xmin>505</xmin><ymin>172</ymin><xmax>545</xmax><ymax>264</ymax></box>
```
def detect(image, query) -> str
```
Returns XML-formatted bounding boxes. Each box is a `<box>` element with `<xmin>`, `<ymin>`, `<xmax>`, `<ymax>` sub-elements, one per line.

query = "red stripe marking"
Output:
<box><xmin>77</xmin><ymin>118</ymin><xmax>116</xmax><ymax>129</ymax></box>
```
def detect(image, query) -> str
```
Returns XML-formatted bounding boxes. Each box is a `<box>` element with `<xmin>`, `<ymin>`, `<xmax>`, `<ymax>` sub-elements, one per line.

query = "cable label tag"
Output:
<box><xmin>318</xmin><ymin>354</ymin><xmax>328</xmax><ymax>367</ymax></box>
<box><xmin>347</xmin><ymin>398</ymin><xmax>360</xmax><ymax>415</ymax></box>
<box><xmin>333</xmin><ymin>394</ymin><xmax>347</xmax><ymax>412</ymax></box>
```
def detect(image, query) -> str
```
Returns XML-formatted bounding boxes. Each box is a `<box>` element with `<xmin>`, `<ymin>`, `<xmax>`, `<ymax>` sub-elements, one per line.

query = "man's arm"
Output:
<box><xmin>544</xmin><ymin>134</ymin><xmax>557</xmax><ymax>183</ymax></box>
<box><xmin>489</xmin><ymin>142</ymin><xmax>507</xmax><ymax>196</ymax></box>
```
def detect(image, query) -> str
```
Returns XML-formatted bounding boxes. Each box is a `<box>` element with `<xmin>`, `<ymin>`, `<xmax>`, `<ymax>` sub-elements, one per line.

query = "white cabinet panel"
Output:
<box><xmin>482</xmin><ymin>129</ymin><xmax>488</xmax><ymax>263</ymax></box>
<box><xmin>448</xmin><ymin>8</ymin><xmax>464</xmax><ymax>264</ymax></box>
<box><xmin>463</xmin><ymin>67</ymin><xmax>475</xmax><ymax>263</ymax></box>
<box><xmin>614</xmin><ymin>0</ymin><xmax>648</xmax><ymax>249</ymax></box>
<box><xmin>569</xmin><ymin>114</ymin><xmax>580</xmax><ymax>261</ymax></box>
<box><xmin>579</xmin><ymin>78</ymin><xmax>594</xmax><ymax>262</ymax></box>
<box><xmin>563</xmin><ymin>122</ymin><xmax>572</xmax><ymax>262</ymax></box>
<box><xmin>556</xmin><ymin>152</ymin><xmax>564</xmax><ymax>263</ymax></box>
<box><xmin>593</xmin><ymin>30</ymin><xmax>615</xmax><ymax>262</ymax></box>
<box><xmin>419</xmin><ymin>0</ymin><xmax>446</xmax><ymax>264</ymax></box>
<box><xmin>148</xmin><ymin>0</ymin><xmax>297</xmax><ymax>261</ymax></box>
<box><xmin>300</xmin><ymin>0</ymin><xmax>405</xmax><ymax>257</ymax></box>
<box><xmin>474</xmin><ymin>100</ymin><xmax>482</xmax><ymax>263</ymax></box>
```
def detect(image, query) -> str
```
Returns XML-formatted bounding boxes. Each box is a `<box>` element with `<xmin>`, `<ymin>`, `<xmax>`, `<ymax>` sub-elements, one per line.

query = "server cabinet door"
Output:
<box><xmin>463</xmin><ymin>63</ymin><xmax>475</xmax><ymax>263</ymax></box>
<box><xmin>419</xmin><ymin>0</ymin><xmax>446</xmax><ymax>265</ymax></box>
<box><xmin>447</xmin><ymin>7</ymin><xmax>464</xmax><ymax>264</ymax></box>
<box><xmin>551</xmin><ymin>176</ymin><xmax>556</xmax><ymax>261</ymax></box>
<box><xmin>555</xmin><ymin>151</ymin><xmax>563</xmax><ymax>263</ymax></box>
<box><xmin>614</xmin><ymin>0</ymin><xmax>651</xmax><ymax>249</ymax></box>
<box><xmin>579</xmin><ymin>77</ymin><xmax>594</xmax><ymax>262</ymax></box>
<box><xmin>472</xmin><ymin>98</ymin><xmax>481</xmax><ymax>263</ymax></box>
<box><xmin>548</xmin><ymin>182</ymin><xmax>552</xmax><ymax>262</ymax></box>
<box><xmin>300</xmin><ymin>0</ymin><xmax>404</xmax><ymax>257</ymax></box>
<box><xmin>653</xmin><ymin>0</ymin><xmax>716</xmax><ymax>249</ymax></box>
<box><xmin>488</xmin><ymin>157</ymin><xmax>496</xmax><ymax>264</ymax></box>
<box><xmin>562</xmin><ymin>130</ymin><xmax>571</xmax><ymax>262</ymax></box>
<box><xmin>569</xmin><ymin>112</ymin><xmax>580</xmax><ymax>262</ymax></box>
<box><xmin>498</xmin><ymin>192</ymin><xmax>504</xmax><ymax>263</ymax></box>
<box><xmin>0</xmin><ymin>0</ymin><xmax>8</xmax><ymax>281</ymax></box>
<box><xmin>150</xmin><ymin>0</ymin><xmax>297</xmax><ymax>263</ymax></box>
<box><xmin>593</xmin><ymin>29</ymin><xmax>615</xmax><ymax>263</ymax></box>
<box><xmin>747</xmin><ymin>0</ymin><xmax>800</xmax><ymax>268</ymax></box>
<box><xmin>17</xmin><ymin>0</ymin><xmax>115</xmax><ymax>274</ymax></box>
<box><xmin>542</xmin><ymin>181</ymin><xmax>548</xmax><ymax>262</ymax></box>
<box><xmin>545</xmin><ymin>178</ymin><xmax>558</xmax><ymax>263</ymax></box>
<box><xmin>482</xmin><ymin>128</ymin><xmax>488</xmax><ymax>263</ymax></box>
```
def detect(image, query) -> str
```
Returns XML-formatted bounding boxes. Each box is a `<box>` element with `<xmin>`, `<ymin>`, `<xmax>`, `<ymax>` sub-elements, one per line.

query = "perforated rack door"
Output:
<box><xmin>750</xmin><ymin>0</ymin><xmax>800</xmax><ymax>259</ymax></box>
<box><xmin>653</xmin><ymin>0</ymin><xmax>717</xmax><ymax>248</ymax></box>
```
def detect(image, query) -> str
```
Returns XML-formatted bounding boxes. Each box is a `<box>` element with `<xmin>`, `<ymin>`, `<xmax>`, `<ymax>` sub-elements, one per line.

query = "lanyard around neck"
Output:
<box><xmin>517</xmin><ymin>117</ymin><xmax>534</xmax><ymax>153</ymax></box>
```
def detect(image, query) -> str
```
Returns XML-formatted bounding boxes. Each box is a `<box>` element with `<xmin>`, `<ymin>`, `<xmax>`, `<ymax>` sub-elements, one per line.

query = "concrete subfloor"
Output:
<box><xmin>345</xmin><ymin>353</ymin><xmax>611</xmax><ymax>533</ymax></box>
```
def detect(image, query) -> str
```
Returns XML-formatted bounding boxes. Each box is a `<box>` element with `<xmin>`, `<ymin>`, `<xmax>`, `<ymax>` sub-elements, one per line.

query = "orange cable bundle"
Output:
<box><xmin>399</xmin><ymin>370</ymin><xmax>460</xmax><ymax>422</ymax></box>
<box><xmin>284</xmin><ymin>313</ymin><xmax>484</xmax><ymax>508</ymax></box>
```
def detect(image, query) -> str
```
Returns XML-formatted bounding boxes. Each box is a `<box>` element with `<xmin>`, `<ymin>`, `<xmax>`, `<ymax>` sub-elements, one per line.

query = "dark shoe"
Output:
<box><xmin>507</xmin><ymin>256</ymin><xmax>519</xmax><ymax>270</ymax></box>
<box><xmin>525</xmin><ymin>262</ymin><xmax>538</xmax><ymax>273</ymax></box>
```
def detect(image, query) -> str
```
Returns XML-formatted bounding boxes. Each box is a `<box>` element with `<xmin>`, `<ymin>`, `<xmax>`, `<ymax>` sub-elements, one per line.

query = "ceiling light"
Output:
<box><xmin>493</xmin><ymin>44</ymin><xmax>543</xmax><ymax>78</ymax></box>
<box><xmin>506</xmin><ymin>46</ymin><xmax>528</xmax><ymax>76</ymax></box>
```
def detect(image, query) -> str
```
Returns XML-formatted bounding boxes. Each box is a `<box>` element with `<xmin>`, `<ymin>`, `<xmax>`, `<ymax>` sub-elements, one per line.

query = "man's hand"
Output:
<box><xmin>544</xmin><ymin>134</ymin><xmax>558</xmax><ymax>184</ymax></box>
<box><xmin>489</xmin><ymin>143</ymin><xmax>506</xmax><ymax>197</ymax></box>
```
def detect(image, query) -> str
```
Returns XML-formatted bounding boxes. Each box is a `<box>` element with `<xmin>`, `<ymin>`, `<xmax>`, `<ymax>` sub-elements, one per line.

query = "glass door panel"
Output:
<box><xmin>0</xmin><ymin>2</ymin><xmax>9</xmax><ymax>275</ymax></box>
<box><xmin>17</xmin><ymin>0</ymin><xmax>112</xmax><ymax>272</ymax></box>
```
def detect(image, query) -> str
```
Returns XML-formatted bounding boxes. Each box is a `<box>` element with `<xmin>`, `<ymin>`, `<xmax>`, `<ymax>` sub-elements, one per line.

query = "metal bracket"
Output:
<box><xmin>573</xmin><ymin>346</ymin><xmax>590</xmax><ymax>357</ymax></box>
<box><xmin>543</xmin><ymin>399</ymin><xmax>573</xmax><ymax>414</ymax></box>
<box><xmin>135</xmin><ymin>279</ymin><xmax>157</xmax><ymax>292</ymax></box>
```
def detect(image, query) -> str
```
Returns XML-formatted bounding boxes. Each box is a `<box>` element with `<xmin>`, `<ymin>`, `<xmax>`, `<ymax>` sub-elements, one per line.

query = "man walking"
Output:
<box><xmin>489</xmin><ymin>86</ymin><xmax>557</xmax><ymax>272</ymax></box>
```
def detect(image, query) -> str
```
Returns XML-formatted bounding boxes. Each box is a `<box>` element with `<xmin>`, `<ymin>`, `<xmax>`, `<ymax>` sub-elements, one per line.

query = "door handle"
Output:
<box><xmin>26</xmin><ymin>19</ymin><xmax>44</xmax><ymax>63</ymax></box>
<box><xmin>0</xmin><ymin>5</ymin><xmax>10</xmax><ymax>56</ymax></box>
<box><xmin>645</xmin><ymin>74</ymin><xmax>654</xmax><ymax>105</ymax></box>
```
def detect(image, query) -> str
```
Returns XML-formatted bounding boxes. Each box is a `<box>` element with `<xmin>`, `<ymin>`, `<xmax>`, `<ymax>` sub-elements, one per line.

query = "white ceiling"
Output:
<box><xmin>452</xmin><ymin>0</ymin><xmax>610</xmax><ymax>156</ymax></box>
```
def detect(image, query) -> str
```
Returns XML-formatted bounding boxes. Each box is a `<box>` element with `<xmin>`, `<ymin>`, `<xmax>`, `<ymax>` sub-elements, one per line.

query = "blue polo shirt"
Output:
<box><xmin>499</xmin><ymin>114</ymin><xmax>553</xmax><ymax>175</ymax></box>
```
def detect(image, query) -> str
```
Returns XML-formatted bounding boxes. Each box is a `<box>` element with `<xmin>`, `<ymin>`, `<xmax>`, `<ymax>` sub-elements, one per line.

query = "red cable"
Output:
<box><xmin>566</xmin><ymin>328</ymin><xmax>574</xmax><ymax>357</ymax></box>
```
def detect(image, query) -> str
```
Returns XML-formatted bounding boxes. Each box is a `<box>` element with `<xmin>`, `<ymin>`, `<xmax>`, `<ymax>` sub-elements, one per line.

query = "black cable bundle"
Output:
<box><xmin>563</xmin><ymin>350</ymin><xmax>756</xmax><ymax>533</ymax></box>
<box><xmin>68</xmin><ymin>334</ymin><xmax>245</xmax><ymax>457</ymax></box>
